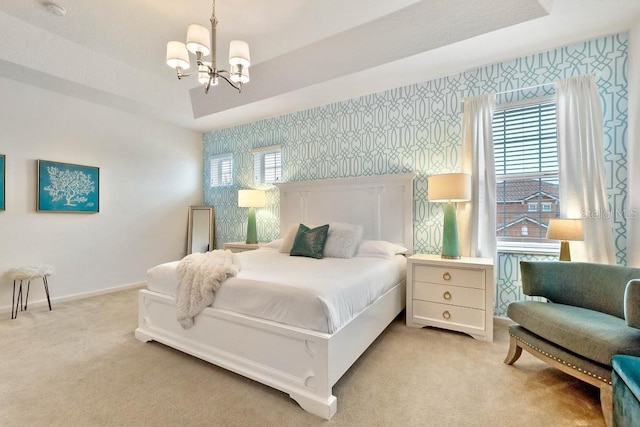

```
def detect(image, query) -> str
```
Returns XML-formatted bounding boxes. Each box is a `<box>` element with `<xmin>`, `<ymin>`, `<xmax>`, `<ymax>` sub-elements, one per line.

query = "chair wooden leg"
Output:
<box><xmin>600</xmin><ymin>384</ymin><xmax>612</xmax><ymax>427</ymax></box>
<box><xmin>504</xmin><ymin>335</ymin><xmax>523</xmax><ymax>365</ymax></box>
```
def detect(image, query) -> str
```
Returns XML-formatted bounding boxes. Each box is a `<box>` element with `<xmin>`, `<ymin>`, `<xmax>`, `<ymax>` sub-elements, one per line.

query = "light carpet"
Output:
<box><xmin>0</xmin><ymin>288</ymin><xmax>604</xmax><ymax>426</ymax></box>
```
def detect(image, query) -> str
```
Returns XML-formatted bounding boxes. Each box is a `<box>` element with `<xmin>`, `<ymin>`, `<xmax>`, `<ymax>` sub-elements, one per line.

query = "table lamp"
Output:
<box><xmin>546</xmin><ymin>218</ymin><xmax>584</xmax><ymax>261</ymax></box>
<box><xmin>427</xmin><ymin>173</ymin><xmax>471</xmax><ymax>259</ymax></box>
<box><xmin>238</xmin><ymin>189</ymin><xmax>266</xmax><ymax>244</ymax></box>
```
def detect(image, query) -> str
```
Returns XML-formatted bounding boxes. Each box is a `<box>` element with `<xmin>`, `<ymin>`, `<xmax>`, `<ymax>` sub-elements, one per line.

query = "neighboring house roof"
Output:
<box><xmin>496</xmin><ymin>215</ymin><xmax>549</xmax><ymax>232</ymax></box>
<box><xmin>496</xmin><ymin>179</ymin><xmax>559</xmax><ymax>203</ymax></box>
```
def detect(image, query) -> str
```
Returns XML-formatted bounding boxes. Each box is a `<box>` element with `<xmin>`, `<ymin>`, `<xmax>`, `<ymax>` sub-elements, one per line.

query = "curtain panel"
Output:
<box><xmin>458</xmin><ymin>94</ymin><xmax>497</xmax><ymax>261</ymax></box>
<box><xmin>556</xmin><ymin>74</ymin><xmax>616</xmax><ymax>264</ymax></box>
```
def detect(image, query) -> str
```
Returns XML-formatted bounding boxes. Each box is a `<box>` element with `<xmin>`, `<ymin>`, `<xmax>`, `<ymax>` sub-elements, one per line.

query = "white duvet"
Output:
<box><xmin>147</xmin><ymin>248</ymin><xmax>406</xmax><ymax>334</ymax></box>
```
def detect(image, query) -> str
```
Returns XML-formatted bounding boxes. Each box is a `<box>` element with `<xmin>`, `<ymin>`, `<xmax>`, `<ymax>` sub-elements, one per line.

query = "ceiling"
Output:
<box><xmin>1</xmin><ymin>0</ymin><xmax>639</xmax><ymax>133</ymax></box>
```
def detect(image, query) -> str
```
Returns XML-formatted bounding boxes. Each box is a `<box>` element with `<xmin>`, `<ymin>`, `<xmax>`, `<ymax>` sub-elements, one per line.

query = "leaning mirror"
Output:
<box><xmin>187</xmin><ymin>206</ymin><xmax>215</xmax><ymax>254</ymax></box>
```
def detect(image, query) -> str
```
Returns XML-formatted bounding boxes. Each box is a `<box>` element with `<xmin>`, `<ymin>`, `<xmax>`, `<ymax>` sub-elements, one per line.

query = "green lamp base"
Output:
<box><xmin>246</xmin><ymin>207</ymin><xmax>258</xmax><ymax>244</ymax></box>
<box><xmin>441</xmin><ymin>202</ymin><xmax>461</xmax><ymax>259</ymax></box>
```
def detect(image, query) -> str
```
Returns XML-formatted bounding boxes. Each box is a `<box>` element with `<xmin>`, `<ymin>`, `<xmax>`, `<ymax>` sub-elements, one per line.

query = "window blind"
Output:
<box><xmin>493</xmin><ymin>100</ymin><xmax>559</xmax><ymax>242</ymax></box>
<box><xmin>210</xmin><ymin>153</ymin><xmax>233</xmax><ymax>187</ymax></box>
<box><xmin>494</xmin><ymin>102</ymin><xmax>557</xmax><ymax>177</ymax></box>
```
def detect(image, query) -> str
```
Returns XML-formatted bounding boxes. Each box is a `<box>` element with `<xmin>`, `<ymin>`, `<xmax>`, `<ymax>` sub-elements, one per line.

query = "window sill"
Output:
<box><xmin>497</xmin><ymin>241</ymin><xmax>560</xmax><ymax>256</ymax></box>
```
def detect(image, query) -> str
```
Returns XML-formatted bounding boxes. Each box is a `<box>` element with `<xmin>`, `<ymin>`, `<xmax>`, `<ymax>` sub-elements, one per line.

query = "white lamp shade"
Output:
<box><xmin>166</xmin><ymin>41</ymin><xmax>190</xmax><ymax>69</ymax></box>
<box><xmin>238</xmin><ymin>189</ymin><xmax>265</xmax><ymax>208</ymax></box>
<box><xmin>427</xmin><ymin>173</ymin><xmax>471</xmax><ymax>202</ymax></box>
<box><xmin>547</xmin><ymin>218</ymin><xmax>584</xmax><ymax>241</ymax></box>
<box><xmin>186</xmin><ymin>24</ymin><xmax>211</xmax><ymax>56</ymax></box>
<box><xmin>230</xmin><ymin>64</ymin><xmax>250</xmax><ymax>83</ymax></box>
<box><xmin>229</xmin><ymin>40</ymin><xmax>250</xmax><ymax>67</ymax></box>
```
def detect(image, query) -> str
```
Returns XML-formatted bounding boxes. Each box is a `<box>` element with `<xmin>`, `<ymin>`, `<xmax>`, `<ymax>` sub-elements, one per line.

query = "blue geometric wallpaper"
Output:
<box><xmin>203</xmin><ymin>33</ymin><xmax>628</xmax><ymax>317</ymax></box>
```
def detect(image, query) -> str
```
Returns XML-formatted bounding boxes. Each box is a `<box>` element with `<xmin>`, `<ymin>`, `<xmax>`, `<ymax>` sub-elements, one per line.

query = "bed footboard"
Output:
<box><xmin>135</xmin><ymin>282</ymin><xmax>404</xmax><ymax>420</ymax></box>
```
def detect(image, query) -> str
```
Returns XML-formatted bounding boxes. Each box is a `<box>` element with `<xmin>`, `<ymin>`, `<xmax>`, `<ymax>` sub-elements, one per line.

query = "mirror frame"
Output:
<box><xmin>187</xmin><ymin>206</ymin><xmax>215</xmax><ymax>254</ymax></box>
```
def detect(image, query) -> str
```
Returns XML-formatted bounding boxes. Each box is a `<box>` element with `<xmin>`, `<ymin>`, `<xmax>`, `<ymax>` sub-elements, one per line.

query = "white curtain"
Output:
<box><xmin>556</xmin><ymin>74</ymin><xmax>616</xmax><ymax>264</ymax></box>
<box><xmin>458</xmin><ymin>94</ymin><xmax>497</xmax><ymax>260</ymax></box>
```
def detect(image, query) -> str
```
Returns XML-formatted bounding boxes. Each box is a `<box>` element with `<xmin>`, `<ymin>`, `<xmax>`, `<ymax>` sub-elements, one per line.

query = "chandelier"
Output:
<box><xmin>165</xmin><ymin>0</ymin><xmax>250</xmax><ymax>93</ymax></box>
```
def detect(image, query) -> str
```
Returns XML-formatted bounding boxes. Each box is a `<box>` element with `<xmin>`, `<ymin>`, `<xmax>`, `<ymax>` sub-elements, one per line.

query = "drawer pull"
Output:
<box><xmin>442</xmin><ymin>310</ymin><xmax>451</xmax><ymax>319</ymax></box>
<box><xmin>443</xmin><ymin>271</ymin><xmax>451</xmax><ymax>281</ymax></box>
<box><xmin>443</xmin><ymin>291</ymin><xmax>452</xmax><ymax>300</ymax></box>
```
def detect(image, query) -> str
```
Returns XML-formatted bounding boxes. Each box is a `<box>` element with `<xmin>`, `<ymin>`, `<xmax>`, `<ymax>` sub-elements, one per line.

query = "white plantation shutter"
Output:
<box><xmin>210</xmin><ymin>153</ymin><xmax>233</xmax><ymax>187</ymax></box>
<box><xmin>252</xmin><ymin>145</ymin><xmax>281</xmax><ymax>184</ymax></box>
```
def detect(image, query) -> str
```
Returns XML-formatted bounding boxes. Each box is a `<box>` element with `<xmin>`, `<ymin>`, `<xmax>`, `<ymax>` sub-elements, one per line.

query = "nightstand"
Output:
<box><xmin>223</xmin><ymin>241</ymin><xmax>265</xmax><ymax>253</ymax></box>
<box><xmin>406</xmin><ymin>254</ymin><xmax>494</xmax><ymax>342</ymax></box>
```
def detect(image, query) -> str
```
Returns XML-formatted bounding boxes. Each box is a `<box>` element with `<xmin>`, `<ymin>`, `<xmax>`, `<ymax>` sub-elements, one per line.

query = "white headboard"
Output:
<box><xmin>276</xmin><ymin>173</ymin><xmax>416</xmax><ymax>252</ymax></box>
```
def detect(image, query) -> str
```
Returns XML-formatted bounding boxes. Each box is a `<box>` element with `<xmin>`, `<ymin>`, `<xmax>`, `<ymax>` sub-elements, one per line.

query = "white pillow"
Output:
<box><xmin>356</xmin><ymin>240</ymin><xmax>408</xmax><ymax>259</ymax></box>
<box><xmin>323</xmin><ymin>223</ymin><xmax>364</xmax><ymax>258</ymax></box>
<box><xmin>279</xmin><ymin>225</ymin><xmax>298</xmax><ymax>253</ymax></box>
<box><xmin>264</xmin><ymin>238</ymin><xmax>283</xmax><ymax>249</ymax></box>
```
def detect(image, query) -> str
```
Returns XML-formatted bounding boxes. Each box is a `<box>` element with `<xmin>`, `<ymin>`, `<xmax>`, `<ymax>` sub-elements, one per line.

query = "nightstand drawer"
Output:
<box><xmin>413</xmin><ymin>282</ymin><xmax>485</xmax><ymax>310</ymax></box>
<box><xmin>413</xmin><ymin>300</ymin><xmax>485</xmax><ymax>329</ymax></box>
<box><xmin>412</xmin><ymin>265</ymin><xmax>485</xmax><ymax>289</ymax></box>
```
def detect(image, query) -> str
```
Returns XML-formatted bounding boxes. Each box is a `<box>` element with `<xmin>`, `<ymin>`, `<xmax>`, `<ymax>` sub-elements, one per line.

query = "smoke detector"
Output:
<box><xmin>43</xmin><ymin>1</ymin><xmax>67</xmax><ymax>17</ymax></box>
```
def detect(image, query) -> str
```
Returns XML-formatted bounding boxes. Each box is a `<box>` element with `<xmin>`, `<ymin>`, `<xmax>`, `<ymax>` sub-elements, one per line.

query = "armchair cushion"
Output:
<box><xmin>625</xmin><ymin>280</ymin><xmax>640</xmax><ymax>329</ymax></box>
<box><xmin>508</xmin><ymin>301</ymin><xmax>640</xmax><ymax>366</ymax></box>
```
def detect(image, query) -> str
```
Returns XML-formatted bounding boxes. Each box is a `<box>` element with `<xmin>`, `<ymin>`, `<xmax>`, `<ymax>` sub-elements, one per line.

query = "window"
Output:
<box><xmin>253</xmin><ymin>145</ymin><xmax>281</xmax><ymax>184</ymax></box>
<box><xmin>210</xmin><ymin>153</ymin><xmax>233</xmax><ymax>187</ymax></box>
<box><xmin>494</xmin><ymin>99</ymin><xmax>559</xmax><ymax>246</ymax></box>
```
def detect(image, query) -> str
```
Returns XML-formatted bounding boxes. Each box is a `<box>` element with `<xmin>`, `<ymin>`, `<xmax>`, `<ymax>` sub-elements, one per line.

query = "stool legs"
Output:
<box><xmin>43</xmin><ymin>276</ymin><xmax>52</xmax><ymax>311</ymax></box>
<box><xmin>12</xmin><ymin>280</ymin><xmax>24</xmax><ymax>319</ymax></box>
<box><xmin>24</xmin><ymin>279</ymin><xmax>31</xmax><ymax>310</ymax></box>
<box><xmin>10</xmin><ymin>276</ymin><xmax>52</xmax><ymax>319</ymax></box>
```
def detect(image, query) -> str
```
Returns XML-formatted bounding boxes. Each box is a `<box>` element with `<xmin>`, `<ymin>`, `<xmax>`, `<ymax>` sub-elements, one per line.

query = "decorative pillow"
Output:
<box><xmin>279</xmin><ymin>225</ymin><xmax>298</xmax><ymax>253</ymax></box>
<box><xmin>290</xmin><ymin>224</ymin><xmax>330</xmax><ymax>259</ymax></box>
<box><xmin>356</xmin><ymin>240</ymin><xmax>408</xmax><ymax>259</ymax></box>
<box><xmin>323</xmin><ymin>223</ymin><xmax>364</xmax><ymax>258</ymax></box>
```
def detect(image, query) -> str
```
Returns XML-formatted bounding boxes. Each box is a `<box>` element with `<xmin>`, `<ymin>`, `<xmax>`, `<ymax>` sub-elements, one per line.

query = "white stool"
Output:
<box><xmin>7</xmin><ymin>265</ymin><xmax>54</xmax><ymax>319</ymax></box>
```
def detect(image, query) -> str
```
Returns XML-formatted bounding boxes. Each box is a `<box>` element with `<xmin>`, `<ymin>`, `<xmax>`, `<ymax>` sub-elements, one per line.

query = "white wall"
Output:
<box><xmin>627</xmin><ymin>20</ymin><xmax>640</xmax><ymax>267</ymax></box>
<box><xmin>0</xmin><ymin>77</ymin><xmax>202</xmax><ymax>312</ymax></box>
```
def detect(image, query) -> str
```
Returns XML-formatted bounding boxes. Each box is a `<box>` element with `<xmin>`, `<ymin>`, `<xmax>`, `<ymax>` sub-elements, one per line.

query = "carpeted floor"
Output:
<box><xmin>0</xmin><ymin>288</ymin><xmax>604</xmax><ymax>427</ymax></box>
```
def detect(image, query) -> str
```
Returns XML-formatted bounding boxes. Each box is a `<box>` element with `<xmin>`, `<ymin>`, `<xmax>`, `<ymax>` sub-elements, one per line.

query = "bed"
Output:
<box><xmin>135</xmin><ymin>173</ymin><xmax>416</xmax><ymax>419</ymax></box>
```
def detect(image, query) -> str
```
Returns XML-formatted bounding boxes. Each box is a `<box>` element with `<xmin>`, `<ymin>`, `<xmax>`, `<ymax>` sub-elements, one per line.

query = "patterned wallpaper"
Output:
<box><xmin>203</xmin><ymin>33</ymin><xmax>628</xmax><ymax>317</ymax></box>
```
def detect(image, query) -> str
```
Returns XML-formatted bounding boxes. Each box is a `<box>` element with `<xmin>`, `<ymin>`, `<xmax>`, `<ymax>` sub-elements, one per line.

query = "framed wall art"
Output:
<box><xmin>37</xmin><ymin>160</ymin><xmax>99</xmax><ymax>213</ymax></box>
<box><xmin>0</xmin><ymin>154</ymin><xmax>5</xmax><ymax>211</ymax></box>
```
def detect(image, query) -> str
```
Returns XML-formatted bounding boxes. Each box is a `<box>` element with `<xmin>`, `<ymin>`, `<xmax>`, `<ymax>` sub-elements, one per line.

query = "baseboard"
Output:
<box><xmin>0</xmin><ymin>281</ymin><xmax>147</xmax><ymax>315</ymax></box>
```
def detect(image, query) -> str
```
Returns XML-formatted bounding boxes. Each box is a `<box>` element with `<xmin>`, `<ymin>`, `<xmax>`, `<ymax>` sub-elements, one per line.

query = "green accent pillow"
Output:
<box><xmin>290</xmin><ymin>224</ymin><xmax>330</xmax><ymax>259</ymax></box>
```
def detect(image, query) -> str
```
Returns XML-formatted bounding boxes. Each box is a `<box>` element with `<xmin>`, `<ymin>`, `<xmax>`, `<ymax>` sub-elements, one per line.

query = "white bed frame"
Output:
<box><xmin>135</xmin><ymin>173</ymin><xmax>416</xmax><ymax>419</ymax></box>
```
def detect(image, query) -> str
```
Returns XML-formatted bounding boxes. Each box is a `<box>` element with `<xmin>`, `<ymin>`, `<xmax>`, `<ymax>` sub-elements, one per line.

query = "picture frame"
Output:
<box><xmin>0</xmin><ymin>154</ymin><xmax>5</xmax><ymax>211</ymax></box>
<box><xmin>37</xmin><ymin>160</ymin><xmax>99</xmax><ymax>213</ymax></box>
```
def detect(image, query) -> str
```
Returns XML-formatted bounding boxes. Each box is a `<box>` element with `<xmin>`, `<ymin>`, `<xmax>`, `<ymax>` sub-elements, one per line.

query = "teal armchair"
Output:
<box><xmin>504</xmin><ymin>261</ymin><xmax>640</xmax><ymax>426</ymax></box>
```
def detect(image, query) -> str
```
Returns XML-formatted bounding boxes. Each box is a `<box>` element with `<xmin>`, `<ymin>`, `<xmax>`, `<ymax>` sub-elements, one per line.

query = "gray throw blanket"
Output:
<box><xmin>176</xmin><ymin>249</ymin><xmax>241</xmax><ymax>329</ymax></box>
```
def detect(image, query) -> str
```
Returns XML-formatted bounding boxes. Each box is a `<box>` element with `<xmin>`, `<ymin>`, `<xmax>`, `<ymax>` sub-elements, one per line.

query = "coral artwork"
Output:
<box><xmin>37</xmin><ymin>160</ymin><xmax>99</xmax><ymax>213</ymax></box>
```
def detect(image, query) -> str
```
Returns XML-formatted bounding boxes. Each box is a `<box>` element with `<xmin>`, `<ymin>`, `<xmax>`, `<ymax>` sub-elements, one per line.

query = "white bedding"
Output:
<box><xmin>147</xmin><ymin>248</ymin><xmax>406</xmax><ymax>334</ymax></box>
